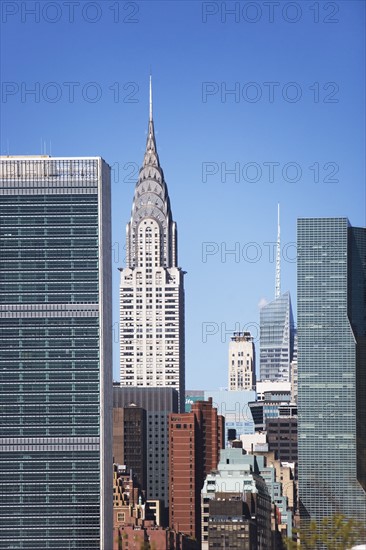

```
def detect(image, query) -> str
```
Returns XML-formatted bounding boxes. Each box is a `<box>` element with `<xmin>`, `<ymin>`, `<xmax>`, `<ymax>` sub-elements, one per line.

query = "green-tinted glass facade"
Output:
<box><xmin>297</xmin><ymin>218</ymin><xmax>366</xmax><ymax>530</ymax></box>
<box><xmin>0</xmin><ymin>157</ymin><xmax>112</xmax><ymax>549</ymax></box>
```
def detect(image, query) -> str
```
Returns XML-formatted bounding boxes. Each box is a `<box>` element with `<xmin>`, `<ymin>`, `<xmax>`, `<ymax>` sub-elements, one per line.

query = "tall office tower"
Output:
<box><xmin>297</xmin><ymin>218</ymin><xmax>366</xmax><ymax>529</ymax></box>
<box><xmin>228</xmin><ymin>331</ymin><xmax>256</xmax><ymax>390</ymax></box>
<box><xmin>169</xmin><ymin>399</ymin><xmax>224</xmax><ymax>543</ymax></box>
<box><xmin>113</xmin><ymin>405</ymin><xmax>147</xmax><ymax>494</ymax></box>
<box><xmin>0</xmin><ymin>156</ymin><xmax>113</xmax><ymax>549</ymax></box>
<box><xmin>119</xmin><ymin>80</ymin><xmax>185</xmax><ymax>411</ymax></box>
<box><xmin>113</xmin><ymin>385</ymin><xmax>178</xmax><ymax>519</ymax></box>
<box><xmin>260</xmin><ymin>206</ymin><xmax>295</xmax><ymax>382</ymax></box>
<box><xmin>260</xmin><ymin>291</ymin><xmax>295</xmax><ymax>381</ymax></box>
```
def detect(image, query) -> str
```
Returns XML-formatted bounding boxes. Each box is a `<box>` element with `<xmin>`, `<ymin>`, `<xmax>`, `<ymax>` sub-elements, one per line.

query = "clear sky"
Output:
<box><xmin>1</xmin><ymin>0</ymin><xmax>365</xmax><ymax>389</ymax></box>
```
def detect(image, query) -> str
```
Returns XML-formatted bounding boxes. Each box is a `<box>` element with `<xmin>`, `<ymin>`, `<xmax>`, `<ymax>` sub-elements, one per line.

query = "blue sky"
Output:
<box><xmin>1</xmin><ymin>0</ymin><xmax>365</xmax><ymax>388</ymax></box>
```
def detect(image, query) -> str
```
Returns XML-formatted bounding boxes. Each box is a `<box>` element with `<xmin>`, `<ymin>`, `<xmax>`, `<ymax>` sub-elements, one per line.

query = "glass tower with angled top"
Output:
<box><xmin>297</xmin><ymin>217</ymin><xmax>366</xmax><ymax>531</ymax></box>
<box><xmin>260</xmin><ymin>206</ymin><xmax>295</xmax><ymax>382</ymax></box>
<box><xmin>119</xmin><ymin>79</ymin><xmax>185</xmax><ymax>412</ymax></box>
<box><xmin>260</xmin><ymin>291</ymin><xmax>295</xmax><ymax>382</ymax></box>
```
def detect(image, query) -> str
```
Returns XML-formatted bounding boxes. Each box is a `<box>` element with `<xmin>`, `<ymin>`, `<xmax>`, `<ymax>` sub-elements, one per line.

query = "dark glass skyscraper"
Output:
<box><xmin>297</xmin><ymin>217</ymin><xmax>366</xmax><ymax>530</ymax></box>
<box><xmin>0</xmin><ymin>156</ymin><xmax>113</xmax><ymax>549</ymax></box>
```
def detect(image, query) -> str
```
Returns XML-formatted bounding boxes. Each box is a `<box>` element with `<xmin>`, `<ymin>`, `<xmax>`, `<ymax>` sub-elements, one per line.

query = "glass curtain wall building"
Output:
<box><xmin>297</xmin><ymin>217</ymin><xmax>366</xmax><ymax>529</ymax></box>
<box><xmin>260</xmin><ymin>291</ymin><xmax>295</xmax><ymax>382</ymax></box>
<box><xmin>0</xmin><ymin>156</ymin><xmax>113</xmax><ymax>549</ymax></box>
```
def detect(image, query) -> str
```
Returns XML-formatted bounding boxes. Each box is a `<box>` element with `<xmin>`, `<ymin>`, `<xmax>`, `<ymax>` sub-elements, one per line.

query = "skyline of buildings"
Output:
<box><xmin>4</xmin><ymin>0</ymin><xmax>364</xmax><ymax>395</ymax></box>
<box><xmin>0</xmin><ymin>84</ymin><xmax>365</xmax><ymax>548</ymax></box>
<box><xmin>0</xmin><ymin>156</ymin><xmax>113</xmax><ymax>549</ymax></box>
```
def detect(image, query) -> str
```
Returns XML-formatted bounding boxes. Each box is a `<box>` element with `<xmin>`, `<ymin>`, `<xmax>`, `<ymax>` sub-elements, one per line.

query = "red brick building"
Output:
<box><xmin>169</xmin><ymin>398</ymin><xmax>224</xmax><ymax>544</ymax></box>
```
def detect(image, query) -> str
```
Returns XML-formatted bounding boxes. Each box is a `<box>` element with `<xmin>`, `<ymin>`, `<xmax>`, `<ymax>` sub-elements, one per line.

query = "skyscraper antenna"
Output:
<box><xmin>275</xmin><ymin>203</ymin><xmax>281</xmax><ymax>299</ymax></box>
<box><xmin>149</xmin><ymin>74</ymin><xmax>153</xmax><ymax>122</ymax></box>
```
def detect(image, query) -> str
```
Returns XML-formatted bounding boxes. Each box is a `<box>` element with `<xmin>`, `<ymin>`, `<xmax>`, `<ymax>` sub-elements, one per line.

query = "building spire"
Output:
<box><xmin>144</xmin><ymin>76</ymin><xmax>158</xmax><ymax>168</ymax></box>
<box><xmin>149</xmin><ymin>74</ymin><xmax>153</xmax><ymax>122</ymax></box>
<box><xmin>275</xmin><ymin>203</ymin><xmax>281</xmax><ymax>299</ymax></box>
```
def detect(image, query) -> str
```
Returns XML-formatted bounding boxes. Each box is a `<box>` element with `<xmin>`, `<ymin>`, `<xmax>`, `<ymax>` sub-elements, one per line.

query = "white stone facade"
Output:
<box><xmin>228</xmin><ymin>331</ymin><xmax>255</xmax><ymax>391</ymax></box>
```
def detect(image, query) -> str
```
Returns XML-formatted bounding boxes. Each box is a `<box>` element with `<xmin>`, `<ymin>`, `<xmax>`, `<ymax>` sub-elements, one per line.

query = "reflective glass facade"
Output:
<box><xmin>0</xmin><ymin>157</ymin><xmax>112</xmax><ymax>549</ymax></box>
<box><xmin>260</xmin><ymin>291</ymin><xmax>295</xmax><ymax>381</ymax></box>
<box><xmin>297</xmin><ymin>218</ymin><xmax>366</xmax><ymax>527</ymax></box>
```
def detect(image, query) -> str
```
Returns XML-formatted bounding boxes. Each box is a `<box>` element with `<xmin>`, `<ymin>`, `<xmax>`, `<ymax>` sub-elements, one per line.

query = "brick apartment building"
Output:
<box><xmin>169</xmin><ymin>399</ymin><xmax>224</xmax><ymax>544</ymax></box>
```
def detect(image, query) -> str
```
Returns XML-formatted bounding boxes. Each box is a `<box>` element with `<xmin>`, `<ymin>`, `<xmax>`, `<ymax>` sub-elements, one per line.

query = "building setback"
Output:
<box><xmin>297</xmin><ymin>217</ymin><xmax>366</xmax><ymax>530</ymax></box>
<box><xmin>201</xmin><ymin>448</ymin><xmax>272</xmax><ymax>550</ymax></box>
<box><xmin>119</xmin><ymin>80</ymin><xmax>185</xmax><ymax>412</ymax></box>
<box><xmin>169</xmin><ymin>399</ymin><xmax>224</xmax><ymax>543</ymax></box>
<box><xmin>0</xmin><ymin>156</ymin><xmax>113</xmax><ymax>549</ymax></box>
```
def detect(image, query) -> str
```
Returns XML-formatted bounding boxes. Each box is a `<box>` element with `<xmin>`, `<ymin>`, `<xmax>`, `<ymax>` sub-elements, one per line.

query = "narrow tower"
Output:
<box><xmin>119</xmin><ymin>79</ymin><xmax>185</xmax><ymax>411</ymax></box>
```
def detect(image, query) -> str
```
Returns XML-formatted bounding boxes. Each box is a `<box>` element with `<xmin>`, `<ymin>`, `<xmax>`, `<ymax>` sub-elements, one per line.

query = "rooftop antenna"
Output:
<box><xmin>275</xmin><ymin>203</ymin><xmax>281</xmax><ymax>299</ymax></box>
<box><xmin>149</xmin><ymin>74</ymin><xmax>153</xmax><ymax>122</ymax></box>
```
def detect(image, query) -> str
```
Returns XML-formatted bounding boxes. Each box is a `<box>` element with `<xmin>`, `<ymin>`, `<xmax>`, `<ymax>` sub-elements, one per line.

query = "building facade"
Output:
<box><xmin>169</xmin><ymin>399</ymin><xmax>224</xmax><ymax>543</ymax></box>
<box><xmin>259</xmin><ymin>291</ymin><xmax>295</xmax><ymax>382</ymax></box>
<box><xmin>113</xmin><ymin>385</ymin><xmax>178</xmax><ymax>515</ymax></box>
<box><xmin>297</xmin><ymin>217</ymin><xmax>366</xmax><ymax>528</ymax></box>
<box><xmin>113</xmin><ymin>405</ymin><xmax>147</xmax><ymax>494</ymax></box>
<box><xmin>228</xmin><ymin>331</ymin><xmax>256</xmax><ymax>391</ymax></box>
<box><xmin>249</xmin><ymin>394</ymin><xmax>296</xmax><ymax>433</ymax></box>
<box><xmin>207</xmin><ymin>497</ymin><xmax>257</xmax><ymax>549</ymax></box>
<box><xmin>201</xmin><ymin>449</ymin><xmax>272</xmax><ymax>550</ymax></box>
<box><xmin>119</xmin><ymin>82</ymin><xmax>185</xmax><ymax>411</ymax></box>
<box><xmin>266</xmin><ymin>416</ymin><xmax>298</xmax><ymax>473</ymax></box>
<box><xmin>0</xmin><ymin>156</ymin><xmax>113</xmax><ymax>549</ymax></box>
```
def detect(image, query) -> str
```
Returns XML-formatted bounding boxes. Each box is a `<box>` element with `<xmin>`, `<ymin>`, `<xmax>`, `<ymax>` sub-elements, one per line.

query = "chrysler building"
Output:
<box><xmin>119</xmin><ymin>79</ymin><xmax>185</xmax><ymax>411</ymax></box>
